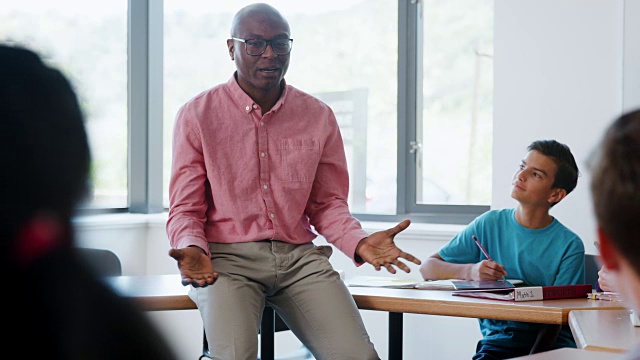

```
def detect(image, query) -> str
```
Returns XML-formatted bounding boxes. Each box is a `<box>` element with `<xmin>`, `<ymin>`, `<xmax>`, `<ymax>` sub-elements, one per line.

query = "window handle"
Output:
<box><xmin>409</xmin><ymin>141</ymin><xmax>422</xmax><ymax>154</ymax></box>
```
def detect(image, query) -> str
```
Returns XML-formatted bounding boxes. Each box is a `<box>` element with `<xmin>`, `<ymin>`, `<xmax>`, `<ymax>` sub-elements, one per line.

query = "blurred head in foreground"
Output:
<box><xmin>0</xmin><ymin>43</ymin><xmax>177</xmax><ymax>359</ymax></box>
<box><xmin>0</xmin><ymin>44</ymin><xmax>90</xmax><ymax>268</ymax></box>
<box><xmin>589</xmin><ymin>108</ymin><xmax>640</xmax><ymax>312</ymax></box>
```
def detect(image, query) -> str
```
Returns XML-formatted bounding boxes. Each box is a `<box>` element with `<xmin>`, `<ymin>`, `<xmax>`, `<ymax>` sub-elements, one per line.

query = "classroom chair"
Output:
<box><xmin>75</xmin><ymin>247</ymin><xmax>122</xmax><ymax>277</ymax></box>
<box><xmin>585</xmin><ymin>254</ymin><xmax>600</xmax><ymax>290</ymax></box>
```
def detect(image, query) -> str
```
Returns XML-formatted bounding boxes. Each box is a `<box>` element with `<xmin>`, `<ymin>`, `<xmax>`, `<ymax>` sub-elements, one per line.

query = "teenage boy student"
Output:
<box><xmin>588</xmin><ymin>109</ymin><xmax>640</xmax><ymax>359</ymax></box>
<box><xmin>420</xmin><ymin>139</ymin><xmax>584</xmax><ymax>360</ymax></box>
<box><xmin>166</xmin><ymin>3</ymin><xmax>420</xmax><ymax>359</ymax></box>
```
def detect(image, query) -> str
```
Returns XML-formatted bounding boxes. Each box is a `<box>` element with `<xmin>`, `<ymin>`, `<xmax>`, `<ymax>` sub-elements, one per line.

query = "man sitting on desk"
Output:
<box><xmin>165</xmin><ymin>3</ymin><xmax>421</xmax><ymax>359</ymax></box>
<box><xmin>419</xmin><ymin>140</ymin><xmax>584</xmax><ymax>359</ymax></box>
<box><xmin>588</xmin><ymin>108</ymin><xmax>640</xmax><ymax>359</ymax></box>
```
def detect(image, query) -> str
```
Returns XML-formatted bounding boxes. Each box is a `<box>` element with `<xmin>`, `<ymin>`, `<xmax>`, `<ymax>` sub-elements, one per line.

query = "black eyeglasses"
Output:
<box><xmin>231</xmin><ymin>37</ymin><xmax>293</xmax><ymax>56</ymax></box>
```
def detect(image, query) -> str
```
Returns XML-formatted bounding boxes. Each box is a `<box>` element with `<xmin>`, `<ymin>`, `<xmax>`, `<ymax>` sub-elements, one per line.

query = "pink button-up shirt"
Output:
<box><xmin>166</xmin><ymin>75</ymin><xmax>368</xmax><ymax>264</ymax></box>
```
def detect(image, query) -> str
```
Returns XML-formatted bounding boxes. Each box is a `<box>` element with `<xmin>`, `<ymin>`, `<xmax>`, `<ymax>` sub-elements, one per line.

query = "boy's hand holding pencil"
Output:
<box><xmin>472</xmin><ymin>235</ymin><xmax>508</xmax><ymax>281</ymax></box>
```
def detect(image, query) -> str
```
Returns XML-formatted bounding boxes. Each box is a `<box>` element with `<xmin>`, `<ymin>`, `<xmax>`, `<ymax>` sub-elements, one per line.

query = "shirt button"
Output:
<box><xmin>260</xmin><ymin>152</ymin><xmax>266</xmax><ymax>158</ymax></box>
<box><xmin>253</xmin><ymin>104</ymin><xmax>258</xmax><ymax>109</ymax></box>
<box><xmin>260</xmin><ymin>121</ymin><xmax>264</xmax><ymax>126</ymax></box>
<box><xmin>245</xmin><ymin>105</ymin><xmax>250</xmax><ymax>111</ymax></box>
<box><xmin>263</xmin><ymin>184</ymin><xmax>268</xmax><ymax>190</ymax></box>
<box><xmin>269</xmin><ymin>212</ymin><xmax>275</xmax><ymax>219</ymax></box>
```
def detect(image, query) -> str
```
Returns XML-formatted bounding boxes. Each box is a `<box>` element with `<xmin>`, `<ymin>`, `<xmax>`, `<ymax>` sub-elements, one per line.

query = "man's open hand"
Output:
<box><xmin>355</xmin><ymin>219</ymin><xmax>421</xmax><ymax>273</ymax></box>
<box><xmin>168</xmin><ymin>246</ymin><xmax>218</xmax><ymax>287</ymax></box>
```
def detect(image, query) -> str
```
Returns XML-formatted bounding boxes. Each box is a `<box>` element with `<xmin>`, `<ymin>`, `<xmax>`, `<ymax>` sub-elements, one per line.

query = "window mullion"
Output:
<box><xmin>128</xmin><ymin>0</ymin><xmax>164</xmax><ymax>213</ymax></box>
<box><xmin>397</xmin><ymin>0</ymin><xmax>420</xmax><ymax>215</ymax></box>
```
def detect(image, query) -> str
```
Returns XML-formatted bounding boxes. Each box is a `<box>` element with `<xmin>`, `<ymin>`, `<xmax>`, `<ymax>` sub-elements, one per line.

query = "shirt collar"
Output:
<box><xmin>227</xmin><ymin>73</ymin><xmax>288</xmax><ymax>114</ymax></box>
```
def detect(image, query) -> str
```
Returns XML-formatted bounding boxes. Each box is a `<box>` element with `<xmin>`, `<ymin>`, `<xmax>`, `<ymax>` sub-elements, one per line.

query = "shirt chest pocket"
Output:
<box><xmin>280</xmin><ymin>139</ymin><xmax>320</xmax><ymax>182</ymax></box>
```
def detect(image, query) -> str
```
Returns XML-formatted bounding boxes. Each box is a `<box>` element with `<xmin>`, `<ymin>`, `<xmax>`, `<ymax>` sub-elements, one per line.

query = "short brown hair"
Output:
<box><xmin>589</xmin><ymin>109</ymin><xmax>640</xmax><ymax>275</ymax></box>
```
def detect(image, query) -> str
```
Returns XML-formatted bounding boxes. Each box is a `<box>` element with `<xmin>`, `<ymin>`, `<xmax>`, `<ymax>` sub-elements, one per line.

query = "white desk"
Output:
<box><xmin>511</xmin><ymin>347</ymin><xmax>622</xmax><ymax>359</ymax></box>
<box><xmin>569</xmin><ymin>309</ymin><xmax>640</xmax><ymax>353</ymax></box>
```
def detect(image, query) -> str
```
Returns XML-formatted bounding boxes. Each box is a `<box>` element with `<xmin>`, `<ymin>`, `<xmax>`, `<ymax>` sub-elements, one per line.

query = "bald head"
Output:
<box><xmin>226</xmin><ymin>3</ymin><xmax>291</xmax><ymax>108</ymax></box>
<box><xmin>230</xmin><ymin>3</ymin><xmax>290</xmax><ymax>37</ymax></box>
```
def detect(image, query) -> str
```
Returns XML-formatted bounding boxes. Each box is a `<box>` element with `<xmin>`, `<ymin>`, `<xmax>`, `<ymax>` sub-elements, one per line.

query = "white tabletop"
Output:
<box><xmin>511</xmin><ymin>347</ymin><xmax>622</xmax><ymax>359</ymax></box>
<box><xmin>569</xmin><ymin>309</ymin><xmax>640</xmax><ymax>353</ymax></box>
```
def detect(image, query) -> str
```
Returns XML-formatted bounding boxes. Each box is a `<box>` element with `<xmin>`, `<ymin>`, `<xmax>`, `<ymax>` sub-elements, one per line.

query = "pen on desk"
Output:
<box><xmin>472</xmin><ymin>235</ymin><xmax>506</xmax><ymax>281</ymax></box>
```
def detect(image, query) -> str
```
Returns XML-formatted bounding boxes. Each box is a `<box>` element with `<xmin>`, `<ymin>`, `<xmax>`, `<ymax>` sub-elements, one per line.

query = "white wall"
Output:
<box><xmin>73</xmin><ymin>1</ymin><xmax>640</xmax><ymax>359</ymax></box>
<box><xmin>493</xmin><ymin>0</ymin><xmax>626</xmax><ymax>256</ymax></box>
<box><xmin>624</xmin><ymin>0</ymin><xmax>640</xmax><ymax>113</ymax></box>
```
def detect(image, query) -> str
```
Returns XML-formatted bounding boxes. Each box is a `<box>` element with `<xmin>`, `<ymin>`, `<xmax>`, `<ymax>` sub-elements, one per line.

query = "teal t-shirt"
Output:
<box><xmin>438</xmin><ymin>208</ymin><xmax>585</xmax><ymax>350</ymax></box>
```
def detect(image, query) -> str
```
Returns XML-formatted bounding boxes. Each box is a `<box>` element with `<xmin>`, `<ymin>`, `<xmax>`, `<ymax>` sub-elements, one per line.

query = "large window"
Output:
<box><xmin>0</xmin><ymin>1</ymin><xmax>129</xmax><ymax>209</ymax></box>
<box><xmin>2</xmin><ymin>0</ymin><xmax>493</xmax><ymax>224</ymax></box>
<box><xmin>408</xmin><ymin>0</ymin><xmax>493</xmax><ymax>222</ymax></box>
<box><xmin>418</xmin><ymin>0</ymin><xmax>493</xmax><ymax>207</ymax></box>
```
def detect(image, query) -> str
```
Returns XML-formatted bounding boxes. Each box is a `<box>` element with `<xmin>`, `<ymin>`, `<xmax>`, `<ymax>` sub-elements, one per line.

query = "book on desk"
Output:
<box><xmin>346</xmin><ymin>276</ymin><xmax>522</xmax><ymax>291</ymax></box>
<box><xmin>453</xmin><ymin>283</ymin><xmax>593</xmax><ymax>302</ymax></box>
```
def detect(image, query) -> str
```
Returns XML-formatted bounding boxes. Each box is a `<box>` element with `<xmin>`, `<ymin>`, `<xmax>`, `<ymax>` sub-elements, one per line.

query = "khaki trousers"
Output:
<box><xmin>189</xmin><ymin>241</ymin><xmax>379</xmax><ymax>360</ymax></box>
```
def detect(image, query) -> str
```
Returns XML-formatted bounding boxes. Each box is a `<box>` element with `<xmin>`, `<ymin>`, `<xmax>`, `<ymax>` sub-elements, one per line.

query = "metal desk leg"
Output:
<box><xmin>389</xmin><ymin>312</ymin><xmax>403</xmax><ymax>360</ymax></box>
<box><xmin>260</xmin><ymin>307</ymin><xmax>275</xmax><ymax>360</ymax></box>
